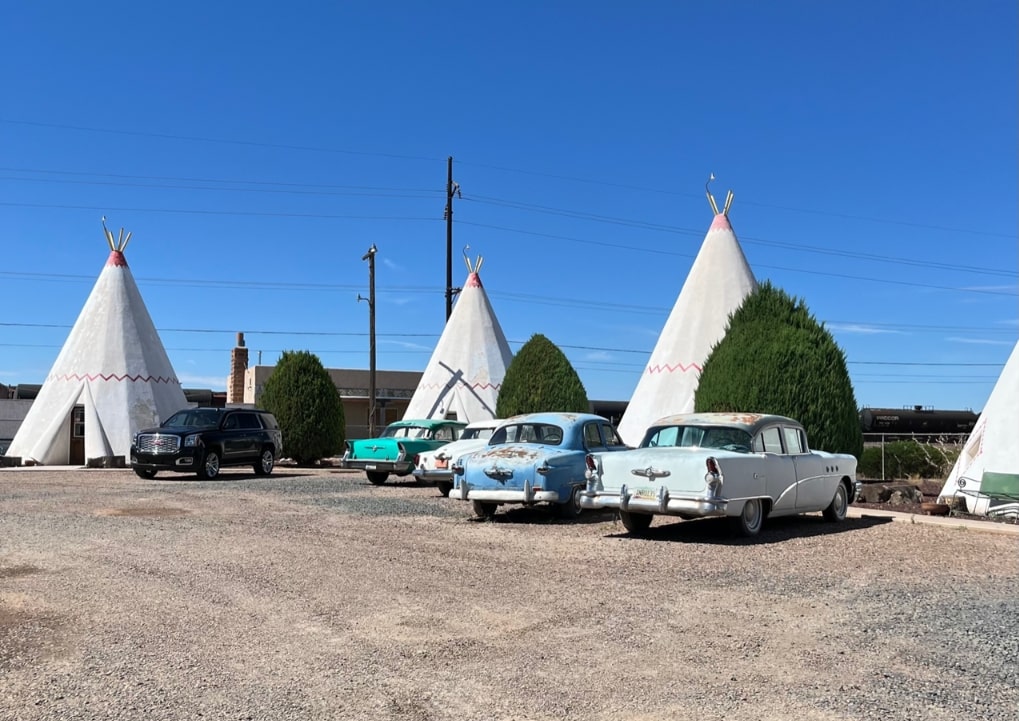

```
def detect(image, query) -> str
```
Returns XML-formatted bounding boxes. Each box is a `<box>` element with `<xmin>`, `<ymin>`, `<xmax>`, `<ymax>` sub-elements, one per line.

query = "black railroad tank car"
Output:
<box><xmin>859</xmin><ymin>406</ymin><xmax>978</xmax><ymax>437</ymax></box>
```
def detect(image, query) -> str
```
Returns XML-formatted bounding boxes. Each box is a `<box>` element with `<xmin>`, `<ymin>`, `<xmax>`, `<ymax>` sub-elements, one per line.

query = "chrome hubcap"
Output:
<box><xmin>744</xmin><ymin>500</ymin><xmax>761</xmax><ymax>530</ymax></box>
<box><xmin>834</xmin><ymin>487</ymin><xmax>846</xmax><ymax>516</ymax></box>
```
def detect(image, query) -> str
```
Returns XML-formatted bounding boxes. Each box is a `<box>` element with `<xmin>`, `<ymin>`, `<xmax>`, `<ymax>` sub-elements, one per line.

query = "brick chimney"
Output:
<box><xmin>227</xmin><ymin>332</ymin><xmax>249</xmax><ymax>404</ymax></box>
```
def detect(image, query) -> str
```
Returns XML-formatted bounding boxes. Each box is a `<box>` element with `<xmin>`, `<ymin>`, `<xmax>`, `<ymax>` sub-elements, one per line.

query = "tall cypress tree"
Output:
<box><xmin>496</xmin><ymin>334</ymin><xmax>589</xmax><ymax>417</ymax></box>
<box><xmin>259</xmin><ymin>350</ymin><xmax>345</xmax><ymax>464</ymax></box>
<box><xmin>695</xmin><ymin>281</ymin><xmax>863</xmax><ymax>457</ymax></box>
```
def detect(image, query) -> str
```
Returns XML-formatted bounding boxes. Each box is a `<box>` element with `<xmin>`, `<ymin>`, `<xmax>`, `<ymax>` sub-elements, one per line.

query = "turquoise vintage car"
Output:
<box><xmin>341</xmin><ymin>419</ymin><xmax>466</xmax><ymax>485</ymax></box>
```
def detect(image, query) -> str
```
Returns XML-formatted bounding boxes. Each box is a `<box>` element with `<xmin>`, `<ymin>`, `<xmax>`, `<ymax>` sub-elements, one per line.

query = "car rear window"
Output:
<box><xmin>461</xmin><ymin>428</ymin><xmax>485</xmax><ymax>441</ymax></box>
<box><xmin>381</xmin><ymin>425</ymin><xmax>431</xmax><ymax>439</ymax></box>
<box><xmin>490</xmin><ymin>423</ymin><xmax>563</xmax><ymax>446</ymax></box>
<box><xmin>643</xmin><ymin>425</ymin><xmax>752</xmax><ymax>452</ymax></box>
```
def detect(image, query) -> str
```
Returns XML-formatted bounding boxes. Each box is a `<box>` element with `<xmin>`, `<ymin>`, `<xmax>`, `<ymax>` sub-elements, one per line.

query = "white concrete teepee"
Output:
<box><xmin>616</xmin><ymin>181</ymin><xmax>757</xmax><ymax>445</ymax></box>
<box><xmin>403</xmin><ymin>255</ymin><xmax>512</xmax><ymax>422</ymax></box>
<box><xmin>7</xmin><ymin>221</ymin><xmax>187</xmax><ymax>465</ymax></box>
<box><xmin>937</xmin><ymin>340</ymin><xmax>1019</xmax><ymax>517</ymax></box>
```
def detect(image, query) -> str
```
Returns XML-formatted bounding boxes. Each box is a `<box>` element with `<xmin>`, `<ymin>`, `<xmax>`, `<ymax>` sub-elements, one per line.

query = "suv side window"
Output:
<box><xmin>222</xmin><ymin>414</ymin><xmax>239</xmax><ymax>431</ymax></box>
<box><xmin>259</xmin><ymin>413</ymin><xmax>279</xmax><ymax>430</ymax></box>
<box><xmin>237</xmin><ymin>413</ymin><xmax>263</xmax><ymax>430</ymax></box>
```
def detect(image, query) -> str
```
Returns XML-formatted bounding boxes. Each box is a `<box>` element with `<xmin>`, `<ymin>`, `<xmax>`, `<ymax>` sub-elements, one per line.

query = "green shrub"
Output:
<box><xmin>259</xmin><ymin>350</ymin><xmax>345</xmax><ymax>464</ymax></box>
<box><xmin>695</xmin><ymin>281</ymin><xmax>863</xmax><ymax>457</ymax></box>
<box><xmin>858</xmin><ymin>442</ymin><xmax>961</xmax><ymax>479</ymax></box>
<box><xmin>496</xmin><ymin>334</ymin><xmax>589</xmax><ymax>417</ymax></box>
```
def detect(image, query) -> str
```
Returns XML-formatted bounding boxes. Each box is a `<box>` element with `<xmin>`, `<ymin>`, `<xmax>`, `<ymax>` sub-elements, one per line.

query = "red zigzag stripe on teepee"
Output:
<box><xmin>646</xmin><ymin>362</ymin><xmax>702</xmax><ymax>374</ymax></box>
<box><xmin>47</xmin><ymin>373</ymin><xmax>180</xmax><ymax>384</ymax></box>
<box><xmin>416</xmin><ymin>382</ymin><xmax>503</xmax><ymax>391</ymax></box>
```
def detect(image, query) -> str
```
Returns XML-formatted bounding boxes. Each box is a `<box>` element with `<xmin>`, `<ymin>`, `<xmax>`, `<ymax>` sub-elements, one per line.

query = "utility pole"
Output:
<box><xmin>444</xmin><ymin>156</ymin><xmax>461</xmax><ymax>321</ymax></box>
<box><xmin>359</xmin><ymin>245</ymin><xmax>378</xmax><ymax>437</ymax></box>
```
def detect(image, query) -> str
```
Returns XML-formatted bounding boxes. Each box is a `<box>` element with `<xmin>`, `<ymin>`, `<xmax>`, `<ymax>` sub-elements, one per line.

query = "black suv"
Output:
<box><xmin>130</xmin><ymin>407</ymin><xmax>283</xmax><ymax>480</ymax></box>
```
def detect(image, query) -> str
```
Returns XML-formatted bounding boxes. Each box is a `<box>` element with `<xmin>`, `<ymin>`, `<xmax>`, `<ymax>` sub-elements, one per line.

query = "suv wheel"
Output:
<box><xmin>134</xmin><ymin>468</ymin><xmax>157</xmax><ymax>480</ymax></box>
<box><xmin>254</xmin><ymin>448</ymin><xmax>275</xmax><ymax>476</ymax></box>
<box><xmin>198</xmin><ymin>449</ymin><xmax>221</xmax><ymax>480</ymax></box>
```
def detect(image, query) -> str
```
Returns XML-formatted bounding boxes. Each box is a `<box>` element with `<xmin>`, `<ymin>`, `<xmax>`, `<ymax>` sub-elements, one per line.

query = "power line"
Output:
<box><xmin>0</xmin><ymin>201</ymin><xmax>439</xmax><ymax>222</ymax></box>
<box><xmin>0</xmin><ymin>166</ymin><xmax>441</xmax><ymax>194</ymax></box>
<box><xmin>1</xmin><ymin>323</ymin><xmax>1011</xmax><ymax>367</ymax></box>
<box><xmin>6</xmin><ymin>166</ymin><xmax>1009</xmax><ymax>276</ymax></box>
<box><xmin>1</xmin><ymin>173</ymin><xmax>440</xmax><ymax>200</ymax></box>
<box><xmin>458</xmin><ymin>219</ymin><xmax>1016</xmax><ymax>279</ymax></box>
<box><xmin>0</xmin><ymin>118</ymin><xmax>442</xmax><ymax>163</ymax></box>
<box><xmin>4</xmin><ymin>118</ymin><xmax>1013</xmax><ymax>241</ymax></box>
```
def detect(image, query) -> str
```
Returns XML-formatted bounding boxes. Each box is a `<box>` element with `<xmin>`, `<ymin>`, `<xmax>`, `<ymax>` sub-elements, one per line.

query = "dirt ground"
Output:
<box><xmin>1</xmin><ymin>467</ymin><xmax>1016</xmax><ymax>721</ymax></box>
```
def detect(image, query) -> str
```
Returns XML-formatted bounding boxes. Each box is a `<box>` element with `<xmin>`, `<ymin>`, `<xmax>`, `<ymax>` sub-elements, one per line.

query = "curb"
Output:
<box><xmin>847</xmin><ymin>506</ymin><xmax>1019</xmax><ymax>536</ymax></box>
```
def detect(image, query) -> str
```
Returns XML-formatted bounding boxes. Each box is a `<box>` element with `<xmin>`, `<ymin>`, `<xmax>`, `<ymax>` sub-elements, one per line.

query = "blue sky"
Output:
<box><xmin>1</xmin><ymin>1</ymin><xmax>1016</xmax><ymax>414</ymax></box>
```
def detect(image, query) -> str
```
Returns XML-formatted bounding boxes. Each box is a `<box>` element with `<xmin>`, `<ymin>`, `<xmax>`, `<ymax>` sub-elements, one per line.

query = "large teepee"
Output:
<box><xmin>403</xmin><ymin>255</ymin><xmax>512</xmax><ymax>422</ymax></box>
<box><xmin>616</xmin><ymin>181</ymin><xmax>757</xmax><ymax>445</ymax></box>
<box><xmin>937</xmin><ymin>340</ymin><xmax>1019</xmax><ymax>517</ymax></box>
<box><xmin>7</xmin><ymin>222</ymin><xmax>187</xmax><ymax>465</ymax></box>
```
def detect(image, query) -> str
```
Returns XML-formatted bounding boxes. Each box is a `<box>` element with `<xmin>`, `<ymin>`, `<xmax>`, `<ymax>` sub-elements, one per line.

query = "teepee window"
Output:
<box><xmin>72</xmin><ymin>406</ymin><xmax>85</xmax><ymax>438</ymax></box>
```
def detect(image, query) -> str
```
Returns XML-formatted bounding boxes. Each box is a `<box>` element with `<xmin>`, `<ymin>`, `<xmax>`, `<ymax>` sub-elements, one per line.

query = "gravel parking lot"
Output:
<box><xmin>1</xmin><ymin>467</ymin><xmax>1016</xmax><ymax>721</ymax></box>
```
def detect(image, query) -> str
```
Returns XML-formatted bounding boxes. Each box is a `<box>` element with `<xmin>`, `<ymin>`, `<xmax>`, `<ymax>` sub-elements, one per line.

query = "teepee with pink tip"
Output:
<box><xmin>616</xmin><ymin>179</ymin><xmax>757</xmax><ymax>445</ymax></box>
<box><xmin>403</xmin><ymin>254</ymin><xmax>512</xmax><ymax>423</ymax></box>
<box><xmin>7</xmin><ymin>221</ymin><xmax>187</xmax><ymax>465</ymax></box>
<box><xmin>937</xmin><ymin>339</ymin><xmax>1019</xmax><ymax>518</ymax></box>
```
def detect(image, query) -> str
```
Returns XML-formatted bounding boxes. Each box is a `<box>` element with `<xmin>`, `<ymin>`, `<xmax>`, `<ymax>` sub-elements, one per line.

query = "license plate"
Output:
<box><xmin>365</xmin><ymin>464</ymin><xmax>377</xmax><ymax>470</ymax></box>
<box><xmin>436</xmin><ymin>458</ymin><xmax>448</xmax><ymax>469</ymax></box>
<box><xmin>633</xmin><ymin>487</ymin><xmax>657</xmax><ymax>501</ymax></box>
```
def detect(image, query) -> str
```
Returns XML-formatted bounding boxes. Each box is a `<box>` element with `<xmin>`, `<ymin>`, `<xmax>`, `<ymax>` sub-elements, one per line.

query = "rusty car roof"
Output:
<box><xmin>647</xmin><ymin>412</ymin><xmax>800</xmax><ymax>434</ymax></box>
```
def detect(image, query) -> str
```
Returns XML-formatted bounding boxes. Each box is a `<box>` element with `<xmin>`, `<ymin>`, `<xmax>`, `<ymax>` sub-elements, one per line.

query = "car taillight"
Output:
<box><xmin>413</xmin><ymin>454</ymin><xmax>420</xmax><ymax>466</ymax></box>
<box><xmin>585</xmin><ymin>454</ymin><xmax>596</xmax><ymax>472</ymax></box>
<box><xmin>705</xmin><ymin>456</ymin><xmax>722</xmax><ymax>492</ymax></box>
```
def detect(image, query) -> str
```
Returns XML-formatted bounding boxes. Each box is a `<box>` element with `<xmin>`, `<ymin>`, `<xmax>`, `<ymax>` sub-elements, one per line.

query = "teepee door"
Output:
<box><xmin>69</xmin><ymin>405</ymin><xmax>85</xmax><ymax>465</ymax></box>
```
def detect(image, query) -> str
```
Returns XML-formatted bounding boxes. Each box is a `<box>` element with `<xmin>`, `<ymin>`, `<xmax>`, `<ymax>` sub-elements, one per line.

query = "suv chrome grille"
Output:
<box><xmin>137</xmin><ymin>433</ymin><xmax>181</xmax><ymax>454</ymax></box>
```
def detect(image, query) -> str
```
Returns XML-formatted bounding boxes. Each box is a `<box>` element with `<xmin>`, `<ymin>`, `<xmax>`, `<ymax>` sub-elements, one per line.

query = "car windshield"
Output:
<box><xmin>489</xmin><ymin>423</ymin><xmax>564</xmax><ymax>446</ymax></box>
<box><xmin>380</xmin><ymin>425</ymin><xmax>432</xmax><ymax>439</ymax></box>
<box><xmin>642</xmin><ymin>425</ymin><xmax>752</xmax><ymax>453</ymax></box>
<box><xmin>163</xmin><ymin>409</ymin><xmax>222</xmax><ymax>429</ymax></box>
<box><xmin>461</xmin><ymin>427</ymin><xmax>495</xmax><ymax>441</ymax></box>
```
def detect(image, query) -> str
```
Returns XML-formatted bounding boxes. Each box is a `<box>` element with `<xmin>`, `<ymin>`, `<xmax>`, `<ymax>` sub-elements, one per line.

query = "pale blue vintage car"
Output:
<box><xmin>449</xmin><ymin>412</ymin><xmax>629</xmax><ymax>519</ymax></box>
<box><xmin>580</xmin><ymin>412</ymin><xmax>860</xmax><ymax>537</ymax></box>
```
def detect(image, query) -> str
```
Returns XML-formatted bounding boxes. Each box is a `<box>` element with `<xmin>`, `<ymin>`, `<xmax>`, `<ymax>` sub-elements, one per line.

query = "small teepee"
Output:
<box><xmin>937</xmin><ymin>340</ymin><xmax>1019</xmax><ymax>517</ymax></box>
<box><xmin>403</xmin><ymin>255</ymin><xmax>512</xmax><ymax>422</ymax></box>
<box><xmin>7</xmin><ymin>221</ymin><xmax>187</xmax><ymax>465</ymax></box>
<box><xmin>616</xmin><ymin>180</ymin><xmax>757</xmax><ymax>445</ymax></box>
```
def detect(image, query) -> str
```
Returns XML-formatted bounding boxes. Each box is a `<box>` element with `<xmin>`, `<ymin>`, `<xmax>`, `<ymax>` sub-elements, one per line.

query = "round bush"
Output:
<box><xmin>259</xmin><ymin>350</ymin><xmax>345</xmax><ymax>464</ymax></box>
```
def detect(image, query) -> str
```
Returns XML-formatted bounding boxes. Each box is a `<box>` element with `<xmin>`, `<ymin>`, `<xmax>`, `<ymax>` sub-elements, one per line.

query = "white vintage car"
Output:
<box><xmin>580</xmin><ymin>412</ymin><xmax>860</xmax><ymax>537</ymax></box>
<box><xmin>411</xmin><ymin>419</ymin><xmax>502</xmax><ymax>496</ymax></box>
